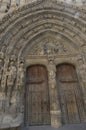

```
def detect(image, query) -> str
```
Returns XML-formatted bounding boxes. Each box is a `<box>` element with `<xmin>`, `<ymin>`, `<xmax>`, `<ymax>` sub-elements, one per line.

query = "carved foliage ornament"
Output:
<box><xmin>28</xmin><ymin>41</ymin><xmax>73</xmax><ymax>56</ymax></box>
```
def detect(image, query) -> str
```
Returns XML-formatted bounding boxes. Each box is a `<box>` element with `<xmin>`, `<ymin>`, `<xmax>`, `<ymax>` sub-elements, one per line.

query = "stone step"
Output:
<box><xmin>27</xmin><ymin>124</ymin><xmax>86</xmax><ymax>130</ymax></box>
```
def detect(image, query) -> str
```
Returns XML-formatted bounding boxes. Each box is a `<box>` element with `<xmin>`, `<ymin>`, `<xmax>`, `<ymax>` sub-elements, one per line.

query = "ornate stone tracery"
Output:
<box><xmin>27</xmin><ymin>38</ymin><xmax>78</xmax><ymax>56</ymax></box>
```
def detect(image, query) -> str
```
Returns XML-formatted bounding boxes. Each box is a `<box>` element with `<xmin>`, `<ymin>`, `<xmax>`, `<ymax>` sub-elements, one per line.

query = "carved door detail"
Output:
<box><xmin>26</xmin><ymin>65</ymin><xmax>50</xmax><ymax>126</ymax></box>
<box><xmin>56</xmin><ymin>64</ymin><xmax>86</xmax><ymax>124</ymax></box>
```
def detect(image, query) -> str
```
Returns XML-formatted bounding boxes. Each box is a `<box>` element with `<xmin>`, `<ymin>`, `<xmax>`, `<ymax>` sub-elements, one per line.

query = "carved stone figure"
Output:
<box><xmin>0</xmin><ymin>46</ymin><xmax>7</xmax><ymax>88</ymax></box>
<box><xmin>0</xmin><ymin>45</ymin><xmax>6</xmax><ymax>59</ymax></box>
<box><xmin>0</xmin><ymin>59</ymin><xmax>4</xmax><ymax>84</ymax></box>
<box><xmin>78</xmin><ymin>58</ymin><xmax>86</xmax><ymax>80</ymax></box>
<box><xmin>7</xmin><ymin>61</ymin><xmax>17</xmax><ymax>87</ymax></box>
<box><xmin>5</xmin><ymin>61</ymin><xmax>17</xmax><ymax>105</ymax></box>
<box><xmin>44</xmin><ymin>43</ymin><xmax>58</xmax><ymax>55</ymax></box>
<box><xmin>49</xmin><ymin>70</ymin><xmax>56</xmax><ymax>80</ymax></box>
<box><xmin>48</xmin><ymin>60</ymin><xmax>56</xmax><ymax>89</ymax></box>
<box><xmin>17</xmin><ymin>62</ymin><xmax>25</xmax><ymax>87</ymax></box>
<box><xmin>28</xmin><ymin>39</ymin><xmax>74</xmax><ymax>56</ymax></box>
<box><xmin>10</xmin><ymin>54</ymin><xmax>17</xmax><ymax>62</ymax></box>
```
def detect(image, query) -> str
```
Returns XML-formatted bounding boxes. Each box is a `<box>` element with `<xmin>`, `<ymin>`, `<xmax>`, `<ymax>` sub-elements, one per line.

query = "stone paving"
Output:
<box><xmin>28</xmin><ymin>123</ymin><xmax>86</xmax><ymax>130</ymax></box>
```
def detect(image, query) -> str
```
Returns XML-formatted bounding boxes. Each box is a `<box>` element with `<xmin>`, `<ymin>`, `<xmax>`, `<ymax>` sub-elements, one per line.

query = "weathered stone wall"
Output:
<box><xmin>0</xmin><ymin>0</ymin><xmax>86</xmax><ymax>19</ymax></box>
<box><xmin>0</xmin><ymin>0</ymin><xmax>86</xmax><ymax>129</ymax></box>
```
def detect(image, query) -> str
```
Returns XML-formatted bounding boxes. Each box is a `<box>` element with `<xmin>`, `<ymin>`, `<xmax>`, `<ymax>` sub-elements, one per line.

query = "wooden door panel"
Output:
<box><xmin>56</xmin><ymin>64</ymin><xmax>86</xmax><ymax>124</ymax></box>
<box><xmin>26</xmin><ymin>65</ymin><xmax>50</xmax><ymax>126</ymax></box>
<box><xmin>64</xmin><ymin>91</ymin><xmax>80</xmax><ymax>123</ymax></box>
<box><xmin>57</xmin><ymin>64</ymin><xmax>77</xmax><ymax>81</ymax></box>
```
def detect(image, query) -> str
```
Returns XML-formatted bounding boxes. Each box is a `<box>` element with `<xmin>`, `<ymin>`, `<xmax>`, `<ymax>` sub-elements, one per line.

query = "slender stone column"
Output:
<box><xmin>47</xmin><ymin>57</ymin><xmax>62</xmax><ymax>128</ymax></box>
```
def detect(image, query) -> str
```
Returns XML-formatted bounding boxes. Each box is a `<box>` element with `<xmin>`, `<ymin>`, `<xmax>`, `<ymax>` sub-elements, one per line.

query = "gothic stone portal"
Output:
<box><xmin>56</xmin><ymin>64</ymin><xmax>86</xmax><ymax>124</ymax></box>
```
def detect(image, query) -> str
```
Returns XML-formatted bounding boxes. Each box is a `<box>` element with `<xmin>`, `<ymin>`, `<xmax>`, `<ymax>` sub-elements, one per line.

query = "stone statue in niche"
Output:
<box><xmin>48</xmin><ymin>55</ymin><xmax>55</xmax><ymax>65</ymax></box>
<box><xmin>0</xmin><ymin>45</ymin><xmax>6</xmax><ymax>59</ymax></box>
<box><xmin>0</xmin><ymin>45</ymin><xmax>7</xmax><ymax>88</ymax></box>
<box><xmin>78</xmin><ymin>57</ymin><xmax>86</xmax><ymax>80</ymax></box>
<box><xmin>48</xmin><ymin>68</ymin><xmax>56</xmax><ymax>89</ymax></box>
<box><xmin>49</xmin><ymin>70</ymin><xmax>56</xmax><ymax>89</ymax></box>
<box><xmin>7</xmin><ymin>61</ymin><xmax>17</xmax><ymax>86</ymax></box>
<box><xmin>49</xmin><ymin>70</ymin><xmax>56</xmax><ymax>79</ymax></box>
<box><xmin>6</xmin><ymin>61</ymin><xmax>17</xmax><ymax>105</ymax></box>
<box><xmin>6</xmin><ymin>61</ymin><xmax>17</xmax><ymax>102</ymax></box>
<box><xmin>10</xmin><ymin>54</ymin><xmax>17</xmax><ymax>62</ymax></box>
<box><xmin>17</xmin><ymin>61</ymin><xmax>25</xmax><ymax>87</ymax></box>
<box><xmin>48</xmin><ymin>56</ymin><xmax>56</xmax><ymax>89</ymax></box>
<box><xmin>0</xmin><ymin>59</ymin><xmax>4</xmax><ymax>85</ymax></box>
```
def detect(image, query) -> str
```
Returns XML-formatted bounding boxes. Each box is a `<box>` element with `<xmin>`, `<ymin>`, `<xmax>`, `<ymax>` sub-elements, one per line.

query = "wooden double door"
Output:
<box><xmin>56</xmin><ymin>64</ymin><xmax>86</xmax><ymax>124</ymax></box>
<box><xmin>25</xmin><ymin>64</ymin><xmax>86</xmax><ymax>126</ymax></box>
<box><xmin>26</xmin><ymin>65</ymin><xmax>50</xmax><ymax>126</ymax></box>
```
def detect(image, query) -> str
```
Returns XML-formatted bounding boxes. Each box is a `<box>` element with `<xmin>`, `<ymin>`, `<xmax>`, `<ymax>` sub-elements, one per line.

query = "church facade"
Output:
<box><xmin>0</xmin><ymin>0</ymin><xmax>86</xmax><ymax>130</ymax></box>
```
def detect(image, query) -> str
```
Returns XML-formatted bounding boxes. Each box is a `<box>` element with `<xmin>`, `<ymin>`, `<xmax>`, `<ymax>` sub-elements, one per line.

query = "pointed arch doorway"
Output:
<box><xmin>56</xmin><ymin>64</ymin><xmax>86</xmax><ymax>124</ymax></box>
<box><xmin>25</xmin><ymin>65</ymin><xmax>50</xmax><ymax>126</ymax></box>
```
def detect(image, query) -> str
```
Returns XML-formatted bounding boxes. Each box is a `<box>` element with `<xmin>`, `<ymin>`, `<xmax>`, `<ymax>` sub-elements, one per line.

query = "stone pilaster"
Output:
<box><xmin>47</xmin><ymin>57</ymin><xmax>62</xmax><ymax>128</ymax></box>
